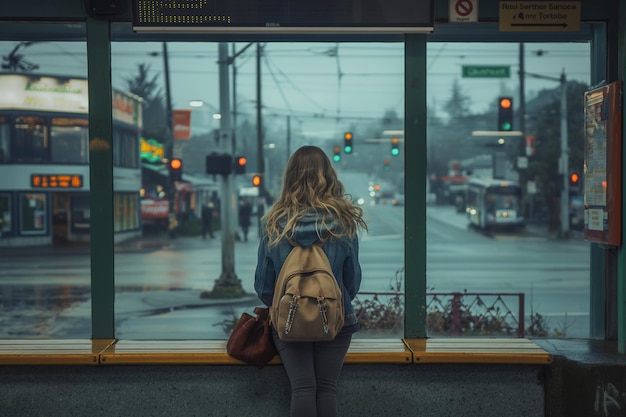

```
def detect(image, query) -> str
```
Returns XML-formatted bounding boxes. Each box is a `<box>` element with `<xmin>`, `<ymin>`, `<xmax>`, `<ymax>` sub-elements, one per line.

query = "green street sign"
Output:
<box><xmin>462</xmin><ymin>65</ymin><xmax>511</xmax><ymax>78</ymax></box>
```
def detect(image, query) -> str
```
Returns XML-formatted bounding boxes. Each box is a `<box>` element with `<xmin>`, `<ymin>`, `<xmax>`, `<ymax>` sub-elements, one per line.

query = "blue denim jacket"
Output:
<box><xmin>254</xmin><ymin>212</ymin><xmax>362</xmax><ymax>328</ymax></box>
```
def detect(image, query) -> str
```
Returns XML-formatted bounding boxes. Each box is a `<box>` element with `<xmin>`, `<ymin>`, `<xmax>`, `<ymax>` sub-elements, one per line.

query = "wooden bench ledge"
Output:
<box><xmin>405</xmin><ymin>338</ymin><xmax>552</xmax><ymax>364</ymax></box>
<box><xmin>0</xmin><ymin>339</ymin><xmax>114</xmax><ymax>365</ymax></box>
<box><xmin>0</xmin><ymin>338</ymin><xmax>551</xmax><ymax>366</ymax></box>
<box><xmin>100</xmin><ymin>338</ymin><xmax>412</xmax><ymax>365</ymax></box>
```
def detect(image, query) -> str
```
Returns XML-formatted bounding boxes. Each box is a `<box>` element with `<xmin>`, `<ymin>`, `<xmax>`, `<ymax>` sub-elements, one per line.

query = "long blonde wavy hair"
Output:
<box><xmin>263</xmin><ymin>145</ymin><xmax>367</xmax><ymax>247</ymax></box>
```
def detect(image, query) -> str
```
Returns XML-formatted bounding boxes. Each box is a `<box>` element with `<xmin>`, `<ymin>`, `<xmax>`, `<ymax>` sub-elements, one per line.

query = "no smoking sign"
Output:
<box><xmin>450</xmin><ymin>0</ymin><xmax>478</xmax><ymax>22</ymax></box>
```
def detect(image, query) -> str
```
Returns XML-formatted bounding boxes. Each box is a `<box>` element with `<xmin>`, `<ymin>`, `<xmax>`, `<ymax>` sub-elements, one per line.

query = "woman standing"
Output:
<box><xmin>254</xmin><ymin>145</ymin><xmax>367</xmax><ymax>417</ymax></box>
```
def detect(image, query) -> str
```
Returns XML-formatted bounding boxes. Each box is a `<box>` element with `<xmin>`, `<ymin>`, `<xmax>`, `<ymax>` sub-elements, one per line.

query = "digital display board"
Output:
<box><xmin>31</xmin><ymin>174</ymin><xmax>84</xmax><ymax>188</ymax></box>
<box><xmin>131</xmin><ymin>0</ymin><xmax>434</xmax><ymax>34</ymax></box>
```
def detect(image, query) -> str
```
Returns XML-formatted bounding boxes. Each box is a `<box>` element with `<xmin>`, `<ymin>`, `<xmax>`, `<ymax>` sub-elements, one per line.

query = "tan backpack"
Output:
<box><xmin>270</xmin><ymin>239</ymin><xmax>344</xmax><ymax>342</ymax></box>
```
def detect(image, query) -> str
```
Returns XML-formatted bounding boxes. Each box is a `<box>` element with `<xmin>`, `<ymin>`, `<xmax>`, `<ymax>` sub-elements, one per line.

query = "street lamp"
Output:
<box><xmin>189</xmin><ymin>100</ymin><xmax>221</xmax><ymax>118</ymax></box>
<box><xmin>188</xmin><ymin>100</ymin><xmax>222</xmax><ymax>135</ymax></box>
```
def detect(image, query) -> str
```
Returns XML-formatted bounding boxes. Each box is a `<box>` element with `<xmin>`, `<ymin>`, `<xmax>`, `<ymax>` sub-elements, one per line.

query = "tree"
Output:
<box><xmin>125</xmin><ymin>64</ymin><xmax>169</xmax><ymax>147</ymax></box>
<box><xmin>443</xmin><ymin>78</ymin><xmax>473</xmax><ymax>120</ymax></box>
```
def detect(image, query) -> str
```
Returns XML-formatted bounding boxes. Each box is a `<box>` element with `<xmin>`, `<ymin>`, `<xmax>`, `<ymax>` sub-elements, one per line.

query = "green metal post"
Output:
<box><xmin>616</xmin><ymin>0</ymin><xmax>626</xmax><ymax>353</ymax></box>
<box><xmin>404</xmin><ymin>34</ymin><xmax>428</xmax><ymax>338</ymax></box>
<box><xmin>87</xmin><ymin>17</ymin><xmax>115</xmax><ymax>339</ymax></box>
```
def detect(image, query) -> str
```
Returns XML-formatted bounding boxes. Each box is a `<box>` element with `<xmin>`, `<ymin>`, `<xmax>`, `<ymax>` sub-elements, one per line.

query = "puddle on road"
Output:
<box><xmin>0</xmin><ymin>285</ymin><xmax>90</xmax><ymax>337</ymax></box>
<box><xmin>0</xmin><ymin>285</ymin><xmax>194</xmax><ymax>338</ymax></box>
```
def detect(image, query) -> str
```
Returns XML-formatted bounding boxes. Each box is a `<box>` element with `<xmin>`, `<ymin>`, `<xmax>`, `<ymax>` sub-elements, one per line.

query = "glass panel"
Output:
<box><xmin>19</xmin><ymin>192</ymin><xmax>47</xmax><ymax>234</ymax></box>
<box><xmin>111</xmin><ymin>39</ymin><xmax>405</xmax><ymax>339</ymax></box>
<box><xmin>14</xmin><ymin>116</ymin><xmax>48</xmax><ymax>163</ymax></box>
<box><xmin>0</xmin><ymin>28</ymin><xmax>91</xmax><ymax>339</ymax></box>
<box><xmin>426</xmin><ymin>42</ymin><xmax>591</xmax><ymax>338</ymax></box>
<box><xmin>0</xmin><ymin>193</ymin><xmax>11</xmax><ymax>235</ymax></box>
<box><xmin>51</xmin><ymin>118</ymin><xmax>89</xmax><ymax>164</ymax></box>
<box><xmin>0</xmin><ymin>116</ymin><xmax>9</xmax><ymax>163</ymax></box>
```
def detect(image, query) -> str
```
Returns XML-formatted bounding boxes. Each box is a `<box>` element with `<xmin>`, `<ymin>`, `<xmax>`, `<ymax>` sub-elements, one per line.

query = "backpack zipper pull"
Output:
<box><xmin>285</xmin><ymin>291</ymin><xmax>300</xmax><ymax>335</ymax></box>
<box><xmin>317</xmin><ymin>295</ymin><xmax>329</xmax><ymax>335</ymax></box>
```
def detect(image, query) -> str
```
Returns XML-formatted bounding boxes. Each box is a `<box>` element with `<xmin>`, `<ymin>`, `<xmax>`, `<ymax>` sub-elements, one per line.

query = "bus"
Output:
<box><xmin>465</xmin><ymin>178</ymin><xmax>524</xmax><ymax>231</ymax></box>
<box><xmin>0</xmin><ymin>73</ymin><xmax>143</xmax><ymax>247</ymax></box>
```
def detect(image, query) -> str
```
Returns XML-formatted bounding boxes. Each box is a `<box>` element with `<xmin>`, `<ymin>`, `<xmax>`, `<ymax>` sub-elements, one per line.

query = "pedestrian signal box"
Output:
<box><xmin>206</xmin><ymin>153</ymin><xmax>232</xmax><ymax>175</ymax></box>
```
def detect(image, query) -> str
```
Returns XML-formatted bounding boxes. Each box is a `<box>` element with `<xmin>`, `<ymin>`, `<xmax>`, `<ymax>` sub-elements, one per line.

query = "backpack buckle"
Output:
<box><xmin>285</xmin><ymin>293</ymin><xmax>300</xmax><ymax>335</ymax></box>
<box><xmin>317</xmin><ymin>296</ymin><xmax>329</xmax><ymax>335</ymax></box>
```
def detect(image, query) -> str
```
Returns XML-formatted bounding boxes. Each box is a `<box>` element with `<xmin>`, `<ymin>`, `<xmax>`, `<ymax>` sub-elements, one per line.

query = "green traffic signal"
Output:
<box><xmin>344</xmin><ymin>132</ymin><xmax>353</xmax><ymax>154</ymax></box>
<box><xmin>333</xmin><ymin>145</ymin><xmax>341</xmax><ymax>162</ymax></box>
<box><xmin>390</xmin><ymin>137</ymin><xmax>400</xmax><ymax>156</ymax></box>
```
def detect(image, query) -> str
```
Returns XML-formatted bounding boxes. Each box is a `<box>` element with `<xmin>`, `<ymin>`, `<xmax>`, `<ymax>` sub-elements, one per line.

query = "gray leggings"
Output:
<box><xmin>272</xmin><ymin>328</ymin><xmax>353</xmax><ymax>417</ymax></box>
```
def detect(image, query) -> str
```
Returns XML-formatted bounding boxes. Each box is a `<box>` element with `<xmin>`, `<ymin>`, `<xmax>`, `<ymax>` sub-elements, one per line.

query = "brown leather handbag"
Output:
<box><xmin>227</xmin><ymin>307</ymin><xmax>277</xmax><ymax>369</ymax></box>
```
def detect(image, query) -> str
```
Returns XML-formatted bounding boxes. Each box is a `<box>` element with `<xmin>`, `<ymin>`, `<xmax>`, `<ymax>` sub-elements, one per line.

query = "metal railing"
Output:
<box><xmin>355</xmin><ymin>291</ymin><xmax>525</xmax><ymax>337</ymax></box>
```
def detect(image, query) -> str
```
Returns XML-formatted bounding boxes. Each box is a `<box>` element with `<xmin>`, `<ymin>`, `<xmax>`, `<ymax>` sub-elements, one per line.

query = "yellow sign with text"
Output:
<box><xmin>499</xmin><ymin>1</ymin><xmax>580</xmax><ymax>32</ymax></box>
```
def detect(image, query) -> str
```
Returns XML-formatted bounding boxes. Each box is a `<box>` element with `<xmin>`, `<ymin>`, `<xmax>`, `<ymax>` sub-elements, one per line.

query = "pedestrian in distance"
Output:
<box><xmin>238</xmin><ymin>197</ymin><xmax>253</xmax><ymax>242</ymax></box>
<box><xmin>201</xmin><ymin>201</ymin><xmax>215</xmax><ymax>239</ymax></box>
<box><xmin>254</xmin><ymin>145</ymin><xmax>368</xmax><ymax>417</ymax></box>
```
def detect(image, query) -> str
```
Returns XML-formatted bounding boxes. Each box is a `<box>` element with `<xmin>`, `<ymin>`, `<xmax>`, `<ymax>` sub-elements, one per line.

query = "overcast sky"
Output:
<box><xmin>0</xmin><ymin>39</ymin><xmax>590</xmax><ymax>137</ymax></box>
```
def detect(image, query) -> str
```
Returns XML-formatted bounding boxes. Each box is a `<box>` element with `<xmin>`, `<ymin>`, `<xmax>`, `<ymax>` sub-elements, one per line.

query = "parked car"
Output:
<box><xmin>392</xmin><ymin>194</ymin><xmax>405</xmax><ymax>206</ymax></box>
<box><xmin>570</xmin><ymin>196</ymin><xmax>584</xmax><ymax>230</ymax></box>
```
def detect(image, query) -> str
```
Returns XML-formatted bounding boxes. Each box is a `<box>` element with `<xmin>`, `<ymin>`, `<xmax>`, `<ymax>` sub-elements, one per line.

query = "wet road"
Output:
<box><xmin>0</xmin><ymin>197</ymin><xmax>590</xmax><ymax>338</ymax></box>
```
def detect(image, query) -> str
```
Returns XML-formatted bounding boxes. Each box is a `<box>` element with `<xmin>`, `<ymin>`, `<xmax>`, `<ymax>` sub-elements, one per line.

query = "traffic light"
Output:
<box><xmin>252</xmin><ymin>174</ymin><xmax>262</xmax><ymax>187</ymax></box>
<box><xmin>343</xmin><ymin>132</ymin><xmax>353</xmax><ymax>154</ymax></box>
<box><xmin>569</xmin><ymin>172</ymin><xmax>580</xmax><ymax>186</ymax></box>
<box><xmin>391</xmin><ymin>137</ymin><xmax>400</xmax><ymax>156</ymax></box>
<box><xmin>497</xmin><ymin>97</ymin><xmax>513</xmax><ymax>131</ymax></box>
<box><xmin>169</xmin><ymin>158</ymin><xmax>183</xmax><ymax>182</ymax></box>
<box><xmin>206</xmin><ymin>152</ymin><xmax>232</xmax><ymax>175</ymax></box>
<box><xmin>234</xmin><ymin>156</ymin><xmax>247</xmax><ymax>174</ymax></box>
<box><xmin>383</xmin><ymin>159</ymin><xmax>390</xmax><ymax>170</ymax></box>
<box><xmin>333</xmin><ymin>145</ymin><xmax>341</xmax><ymax>162</ymax></box>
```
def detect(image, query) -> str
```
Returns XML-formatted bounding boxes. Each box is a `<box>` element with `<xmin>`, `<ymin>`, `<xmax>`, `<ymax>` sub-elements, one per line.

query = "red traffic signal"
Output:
<box><xmin>570</xmin><ymin>172</ymin><xmax>580</xmax><ymax>185</ymax></box>
<box><xmin>499</xmin><ymin>97</ymin><xmax>512</xmax><ymax>109</ymax></box>
<box><xmin>252</xmin><ymin>174</ymin><xmax>262</xmax><ymax>187</ymax></box>
<box><xmin>234</xmin><ymin>156</ymin><xmax>247</xmax><ymax>174</ymax></box>
<box><xmin>169</xmin><ymin>158</ymin><xmax>183</xmax><ymax>181</ymax></box>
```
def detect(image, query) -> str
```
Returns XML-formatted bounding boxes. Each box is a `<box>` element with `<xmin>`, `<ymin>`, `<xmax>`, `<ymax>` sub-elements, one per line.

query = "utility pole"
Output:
<box><xmin>525</xmin><ymin>69</ymin><xmax>569</xmax><ymax>236</ymax></box>
<box><xmin>559</xmin><ymin>70</ymin><xmax>569</xmax><ymax>236</ymax></box>
<box><xmin>162</xmin><ymin>42</ymin><xmax>178</xmax><ymax>238</ymax></box>
<box><xmin>286</xmin><ymin>115</ymin><xmax>291</xmax><ymax>160</ymax></box>
<box><xmin>211</xmin><ymin>42</ymin><xmax>244</xmax><ymax>297</ymax></box>
<box><xmin>256</xmin><ymin>42</ymin><xmax>265</xmax><ymax>234</ymax></box>
<box><xmin>518</xmin><ymin>42</ymin><xmax>526</xmax><ymax>141</ymax></box>
<box><xmin>518</xmin><ymin>43</ymin><xmax>529</xmax><ymax>221</ymax></box>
